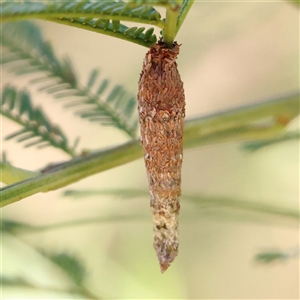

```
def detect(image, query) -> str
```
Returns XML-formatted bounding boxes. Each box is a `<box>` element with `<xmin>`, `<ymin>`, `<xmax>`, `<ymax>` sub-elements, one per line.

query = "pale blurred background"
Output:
<box><xmin>1</xmin><ymin>1</ymin><xmax>299</xmax><ymax>299</ymax></box>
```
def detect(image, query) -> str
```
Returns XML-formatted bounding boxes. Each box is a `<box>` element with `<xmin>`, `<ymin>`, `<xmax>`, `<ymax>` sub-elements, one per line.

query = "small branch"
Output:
<box><xmin>1</xmin><ymin>92</ymin><xmax>299</xmax><ymax>207</ymax></box>
<box><xmin>162</xmin><ymin>4</ymin><xmax>181</xmax><ymax>47</ymax></box>
<box><xmin>0</xmin><ymin>140</ymin><xmax>142</xmax><ymax>207</ymax></box>
<box><xmin>183</xmin><ymin>92</ymin><xmax>299</xmax><ymax>148</ymax></box>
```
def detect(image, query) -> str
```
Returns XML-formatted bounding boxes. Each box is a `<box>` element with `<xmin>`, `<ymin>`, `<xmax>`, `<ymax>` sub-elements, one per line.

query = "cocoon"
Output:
<box><xmin>137</xmin><ymin>41</ymin><xmax>185</xmax><ymax>272</ymax></box>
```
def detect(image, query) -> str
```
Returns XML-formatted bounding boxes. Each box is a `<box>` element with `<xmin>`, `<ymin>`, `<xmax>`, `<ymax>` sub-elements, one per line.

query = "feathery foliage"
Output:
<box><xmin>45</xmin><ymin>17</ymin><xmax>157</xmax><ymax>48</ymax></box>
<box><xmin>1</xmin><ymin>21</ymin><xmax>78</xmax><ymax>87</ymax></box>
<box><xmin>1</xmin><ymin>0</ymin><xmax>160</xmax><ymax>47</ymax></box>
<box><xmin>1</xmin><ymin>91</ymin><xmax>299</xmax><ymax>207</ymax></box>
<box><xmin>1</xmin><ymin>21</ymin><xmax>139</xmax><ymax>139</ymax></box>
<box><xmin>0</xmin><ymin>0</ymin><xmax>194</xmax><ymax>47</ymax></box>
<box><xmin>1</xmin><ymin>86</ymin><xmax>77</xmax><ymax>156</ymax></box>
<box><xmin>1</xmin><ymin>0</ymin><xmax>161</xmax><ymax>24</ymax></box>
<box><xmin>1</xmin><ymin>2</ymin><xmax>298</xmax><ymax>297</ymax></box>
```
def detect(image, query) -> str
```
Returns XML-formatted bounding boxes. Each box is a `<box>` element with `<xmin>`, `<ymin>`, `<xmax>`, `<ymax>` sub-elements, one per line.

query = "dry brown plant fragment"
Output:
<box><xmin>137</xmin><ymin>40</ymin><xmax>185</xmax><ymax>273</ymax></box>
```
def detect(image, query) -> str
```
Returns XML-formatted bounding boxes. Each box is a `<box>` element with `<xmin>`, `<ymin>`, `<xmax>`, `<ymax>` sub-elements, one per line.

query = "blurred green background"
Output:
<box><xmin>1</xmin><ymin>1</ymin><xmax>299</xmax><ymax>299</ymax></box>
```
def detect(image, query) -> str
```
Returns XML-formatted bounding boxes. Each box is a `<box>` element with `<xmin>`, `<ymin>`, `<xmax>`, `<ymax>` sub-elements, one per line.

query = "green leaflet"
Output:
<box><xmin>1</xmin><ymin>86</ymin><xmax>76</xmax><ymax>156</ymax></box>
<box><xmin>1</xmin><ymin>1</ymin><xmax>161</xmax><ymax>23</ymax></box>
<box><xmin>1</xmin><ymin>0</ymin><xmax>160</xmax><ymax>47</ymax></box>
<box><xmin>1</xmin><ymin>21</ymin><xmax>139</xmax><ymax>139</ymax></box>
<box><xmin>0</xmin><ymin>0</ymin><xmax>195</xmax><ymax>47</ymax></box>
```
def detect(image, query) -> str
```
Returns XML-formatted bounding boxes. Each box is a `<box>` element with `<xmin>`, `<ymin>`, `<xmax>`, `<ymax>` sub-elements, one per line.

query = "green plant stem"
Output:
<box><xmin>1</xmin><ymin>92</ymin><xmax>299</xmax><ymax>207</ymax></box>
<box><xmin>162</xmin><ymin>5</ymin><xmax>181</xmax><ymax>47</ymax></box>
<box><xmin>183</xmin><ymin>92</ymin><xmax>299</xmax><ymax>148</ymax></box>
<box><xmin>0</xmin><ymin>140</ymin><xmax>141</xmax><ymax>207</ymax></box>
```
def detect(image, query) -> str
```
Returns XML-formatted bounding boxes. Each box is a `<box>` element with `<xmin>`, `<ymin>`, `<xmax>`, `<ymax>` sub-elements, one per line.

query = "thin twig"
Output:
<box><xmin>1</xmin><ymin>92</ymin><xmax>299</xmax><ymax>207</ymax></box>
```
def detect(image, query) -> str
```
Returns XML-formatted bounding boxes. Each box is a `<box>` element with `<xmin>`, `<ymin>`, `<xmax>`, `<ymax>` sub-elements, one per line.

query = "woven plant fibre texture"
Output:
<box><xmin>137</xmin><ymin>41</ymin><xmax>185</xmax><ymax>273</ymax></box>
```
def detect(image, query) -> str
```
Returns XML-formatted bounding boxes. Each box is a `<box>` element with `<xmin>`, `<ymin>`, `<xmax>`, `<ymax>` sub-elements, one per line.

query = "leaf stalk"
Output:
<box><xmin>162</xmin><ymin>5</ymin><xmax>181</xmax><ymax>47</ymax></box>
<box><xmin>1</xmin><ymin>92</ymin><xmax>299</xmax><ymax>207</ymax></box>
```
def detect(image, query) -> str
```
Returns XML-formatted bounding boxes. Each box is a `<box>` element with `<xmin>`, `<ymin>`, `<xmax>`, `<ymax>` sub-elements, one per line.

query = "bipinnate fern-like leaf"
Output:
<box><xmin>64</xmin><ymin>72</ymin><xmax>138</xmax><ymax>137</ymax></box>
<box><xmin>0</xmin><ymin>0</ymin><xmax>195</xmax><ymax>47</ymax></box>
<box><xmin>1</xmin><ymin>86</ymin><xmax>77</xmax><ymax>157</ymax></box>
<box><xmin>1</xmin><ymin>21</ymin><xmax>77</xmax><ymax>87</ymax></box>
<box><xmin>1</xmin><ymin>21</ymin><xmax>139</xmax><ymax>139</ymax></box>
<box><xmin>1</xmin><ymin>0</ymin><xmax>160</xmax><ymax>47</ymax></box>
<box><xmin>1</xmin><ymin>0</ymin><xmax>161</xmax><ymax>24</ymax></box>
